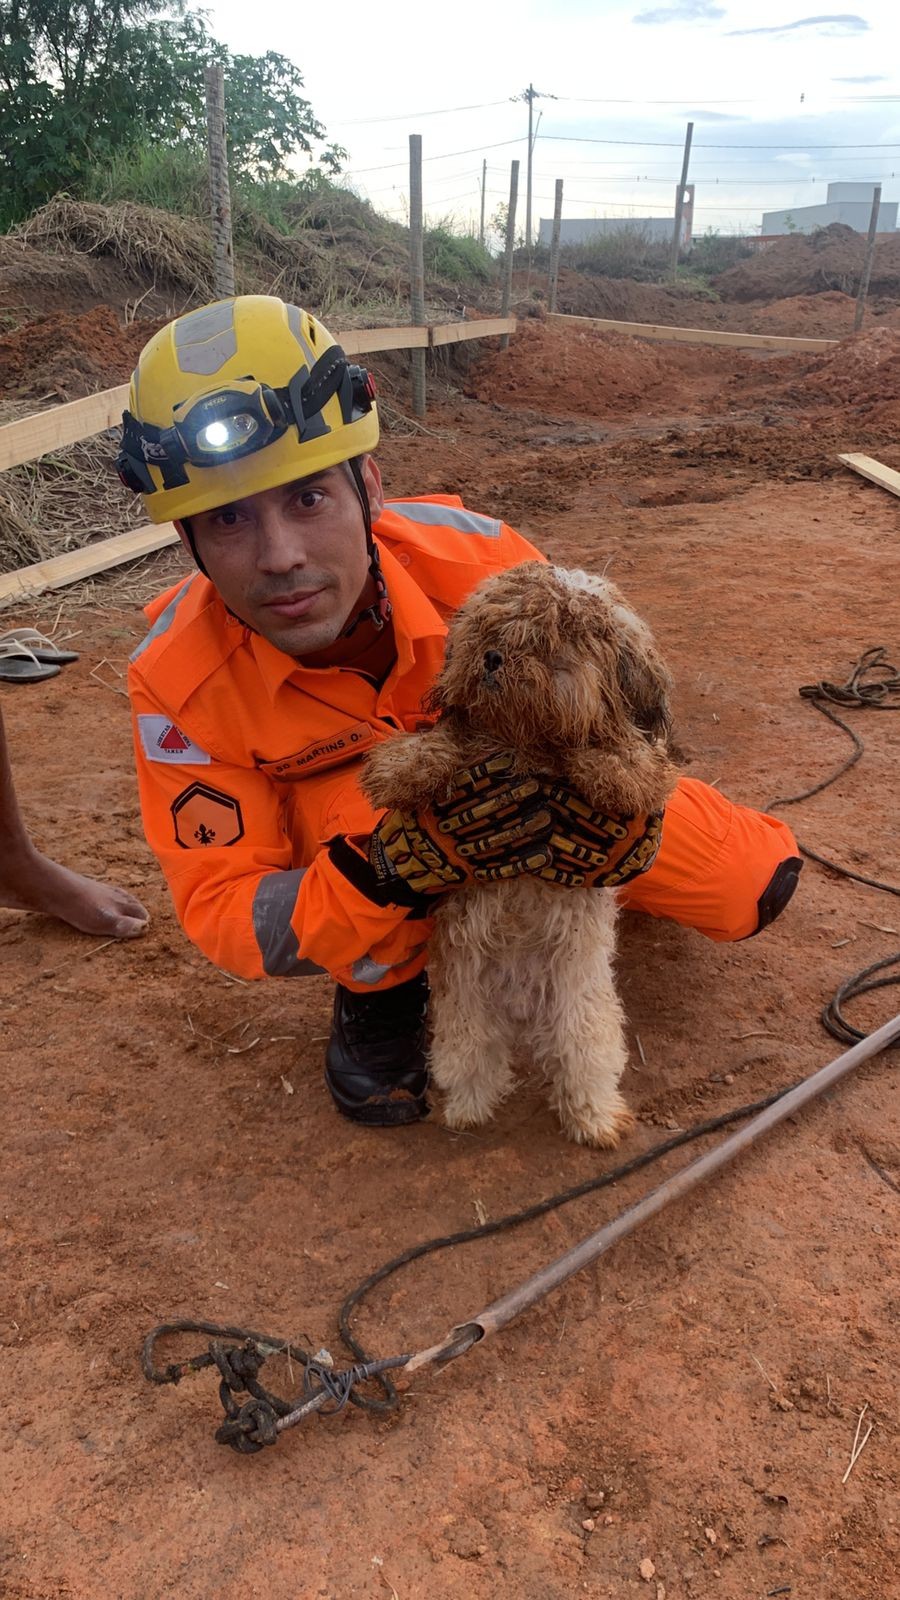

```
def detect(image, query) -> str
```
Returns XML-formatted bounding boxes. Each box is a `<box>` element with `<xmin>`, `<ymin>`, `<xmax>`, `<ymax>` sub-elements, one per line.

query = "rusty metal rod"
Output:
<box><xmin>407</xmin><ymin>1012</ymin><xmax>900</xmax><ymax>1372</ymax></box>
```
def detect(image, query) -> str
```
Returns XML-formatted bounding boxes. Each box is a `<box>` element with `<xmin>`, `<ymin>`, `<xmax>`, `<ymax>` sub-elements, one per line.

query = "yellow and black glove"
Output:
<box><xmin>330</xmin><ymin>756</ymin><xmax>664</xmax><ymax>907</ymax></box>
<box><xmin>329</xmin><ymin>752</ymin><xmax>554</xmax><ymax>909</ymax></box>
<box><xmin>464</xmin><ymin>780</ymin><xmax>662</xmax><ymax>896</ymax></box>
<box><xmin>526</xmin><ymin>782</ymin><xmax>664</xmax><ymax>888</ymax></box>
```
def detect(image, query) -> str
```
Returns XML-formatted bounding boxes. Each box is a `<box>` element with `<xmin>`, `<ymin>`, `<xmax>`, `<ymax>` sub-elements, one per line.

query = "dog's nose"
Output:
<box><xmin>483</xmin><ymin>650</ymin><xmax>504</xmax><ymax>681</ymax></box>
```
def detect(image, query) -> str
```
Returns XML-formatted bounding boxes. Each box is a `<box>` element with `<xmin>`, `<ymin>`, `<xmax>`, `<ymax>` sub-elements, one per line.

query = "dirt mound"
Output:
<box><xmin>514</xmin><ymin>267</ymin><xmax>900</xmax><ymax>341</ymax></box>
<box><xmin>741</xmin><ymin>291</ymin><xmax>857</xmax><ymax>338</ymax></box>
<box><xmin>15</xmin><ymin>197</ymin><xmax>215</xmax><ymax>300</ymax></box>
<box><xmin>715</xmin><ymin>222</ymin><xmax>900</xmax><ymax>303</ymax></box>
<box><xmin>0</xmin><ymin>305</ymin><xmax>165</xmax><ymax>400</ymax></box>
<box><xmin>467</xmin><ymin>317</ymin><xmax>764</xmax><ymax>419</ymax></box>
<box><xmin>1</xmin><ymin>233</ymin><xmax>183</xmax><ymax>333</ymax></box>
<box><xmin>790</xmin><ymin>324</ymin><xmax>900</xmax><ymax>412</ymax></box>
<box><xmin>517</xmin><ymin>267</ymin><xmax>726</xmax><ymax>328</ymax></box>
<box><xmin>469</xmin><ymin>318</ymin><xmax>672</xmax><ymax>416</ymax></box>
<box><xmin>6</xmin><ymin>196</ymin><xmax>474</xmax><ymax>330</ymax></box>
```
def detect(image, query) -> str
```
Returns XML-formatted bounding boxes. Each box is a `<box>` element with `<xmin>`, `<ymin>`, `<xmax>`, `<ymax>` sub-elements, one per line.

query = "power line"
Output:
<box><xmin>527</xmin><ymin>173</ymin><xmax>898</xmax><ymax>186</ymax></box>
<box><xmin>332</xmin><ymin>85</ymin><xmax>900</xmax><ymax>131</ymax></box>
<box><xmin>557</xmin><ymin>93</ymin><xmax>900</xmax><ymax>106</ymax></box>
<box><xmin>540</xmin><ymin>134</ymin><xmax>900</xmax><ymax>150</ymax></box>
<box><xmin>331</xmin><ymin>99</ymin><xmax>512</xmax><ymax>127</ymax></box>
<box><xmin>343</xmin><ymin>136</ymin><xmax>525</xmax><ymax>177</ymax></box>
<box><xmin>529</xmin><ymin>153</ymin><xmax>900</xmax><ymax>168</ymax></box>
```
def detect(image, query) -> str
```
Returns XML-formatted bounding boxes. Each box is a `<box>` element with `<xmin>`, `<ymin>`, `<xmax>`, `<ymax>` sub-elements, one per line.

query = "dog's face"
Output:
<box><xmin>431</xmin><ymin>563</ymin><xmax>672</xmax><ymax>754</ymax></box>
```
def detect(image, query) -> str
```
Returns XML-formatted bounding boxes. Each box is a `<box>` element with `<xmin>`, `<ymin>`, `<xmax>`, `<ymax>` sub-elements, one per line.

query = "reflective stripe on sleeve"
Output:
<box><xmin>252</xmin><ymin>869</ymin><xmax>326</xmax><ymax>977</ymax></box>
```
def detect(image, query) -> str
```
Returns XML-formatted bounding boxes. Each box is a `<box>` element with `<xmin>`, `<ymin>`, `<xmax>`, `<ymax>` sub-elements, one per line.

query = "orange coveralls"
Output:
<box><xmin>128</xmin><ymin>496</ymin><xmax>798</xmax><ymax>991</ymax></box>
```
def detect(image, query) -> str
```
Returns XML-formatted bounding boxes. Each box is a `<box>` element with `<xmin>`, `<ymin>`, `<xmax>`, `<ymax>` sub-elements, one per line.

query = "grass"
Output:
<box><xmin>527</xmin><ymin>225</ymin><xmax>754</xmax><ymax>291</ymax></box>
<box><xmin>67</xmin><ymin>143</ymin><xmax>498</xmax><ymax>314</ymax></box>
<box><xmin>423</xmin><ymin>226</ymin><xmax>492</xmax><ymax>285</ymax></box>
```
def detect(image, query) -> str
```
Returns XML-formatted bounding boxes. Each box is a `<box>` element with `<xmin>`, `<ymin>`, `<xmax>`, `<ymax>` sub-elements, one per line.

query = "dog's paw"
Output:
<box><xmin>559</xmin><ymin>1100</ymin><xmax>636</xmax><ymax>1150</ymax></box>
<box><xmin>441</xmin><ymin>1086</ymin><xmax>498</xmax><ymax>1130</ymax></box>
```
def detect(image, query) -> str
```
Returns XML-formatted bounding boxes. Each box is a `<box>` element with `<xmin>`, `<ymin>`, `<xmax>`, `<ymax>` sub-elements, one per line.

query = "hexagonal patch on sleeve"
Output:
<box><xmin>172</xmin><ymin>782</ymin><xmax>245</xmax><ymax>849</ymax></box>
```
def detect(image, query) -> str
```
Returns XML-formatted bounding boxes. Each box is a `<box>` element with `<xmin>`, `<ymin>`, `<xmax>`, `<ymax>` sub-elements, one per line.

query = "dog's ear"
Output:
<box><xmin>615</xmin><ymin>635</ymin><xmax>672</xmax><ymax>745</ymax></box>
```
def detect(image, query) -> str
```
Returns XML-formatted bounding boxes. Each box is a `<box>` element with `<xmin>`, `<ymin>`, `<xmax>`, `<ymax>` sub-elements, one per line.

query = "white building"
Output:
<box><xmin>538</xmin><ymin>186</ymin><xmax>694</xmax><ymax>248</ymax></box>
<box><xmin>762</xmin><ymin>182</ymin><xmax>897</xmax><ymax>236</ymax></box>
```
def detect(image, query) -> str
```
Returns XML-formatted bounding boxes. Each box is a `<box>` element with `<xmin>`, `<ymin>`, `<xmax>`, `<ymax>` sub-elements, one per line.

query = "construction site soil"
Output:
<box><xmin>1</xmin><ymin>279</ymin><xmax>899</xmax><ymax>1600</ymax></box>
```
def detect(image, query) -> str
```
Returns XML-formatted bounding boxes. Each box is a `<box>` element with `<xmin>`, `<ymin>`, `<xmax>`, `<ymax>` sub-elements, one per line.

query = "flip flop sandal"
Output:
<box><xmin>0</xmin><ymin>627</ymin><xmax>79</xmax><ymax>665</ymax></box>
<box><xmin>0</xmin><ymin>641</ymin><xmax>63</xmax><ymax>683</ymax></box>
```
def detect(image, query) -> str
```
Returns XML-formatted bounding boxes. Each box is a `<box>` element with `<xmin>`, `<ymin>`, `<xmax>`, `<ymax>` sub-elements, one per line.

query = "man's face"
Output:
<box><xmin>180</xmin><ymin>456</ymin><xmax>385</xmax><ymax>656</ymax></box>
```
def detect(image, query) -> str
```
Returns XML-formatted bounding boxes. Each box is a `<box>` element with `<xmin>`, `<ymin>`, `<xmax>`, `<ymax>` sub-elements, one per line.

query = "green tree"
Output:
<box><xmin>0</xmin><ymin>0</ymin><xmax>343</xmax><ymax>227</ymax></box>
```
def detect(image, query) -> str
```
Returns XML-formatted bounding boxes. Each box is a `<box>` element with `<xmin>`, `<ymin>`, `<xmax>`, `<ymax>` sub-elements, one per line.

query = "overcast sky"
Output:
<box><xmin>205</xmin><ymin>0</ymin><xmax>900</xmax><ymax>238</ymax></box>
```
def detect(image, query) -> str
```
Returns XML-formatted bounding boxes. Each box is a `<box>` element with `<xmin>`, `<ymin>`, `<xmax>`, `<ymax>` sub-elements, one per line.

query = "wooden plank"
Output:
<box><xmin>838</xmin><ymin>452</ymin><xmax>900</xmax><ymax>498</ymax></box>
<box><xmin>547</xmin><ymin>311</ymin><xmax>837</xmax><ymax>354</ymax></box>
<box><xmin>430</xmin><ymin>317</ymin><xmax>515</xmax><ymax>347</ymax></box>
<box><xmin>0</xmin><ymin>320</ymin><xmax>514</xmax><ymax>469</ymax></box>
<box><xmin>0</xmin><ymin>384</ymin><xmax>130</xmax><ymax>473</ymax></box>
<box><xmin>341</xmin><ymin>324</ymin><xmax>430</xmax><ymax>356</ymax></box>
<box><xmin>0</xmin><ymin>522</ymin><xmax>179</xmax><ymax>609</ymax></box>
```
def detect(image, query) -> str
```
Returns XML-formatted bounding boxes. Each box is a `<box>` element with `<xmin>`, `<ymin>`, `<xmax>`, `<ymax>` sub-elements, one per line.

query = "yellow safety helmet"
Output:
<box><xmin>117</xmin><ymin>295</ymin><xmax>380</xmax><ymax>525</ymax></box>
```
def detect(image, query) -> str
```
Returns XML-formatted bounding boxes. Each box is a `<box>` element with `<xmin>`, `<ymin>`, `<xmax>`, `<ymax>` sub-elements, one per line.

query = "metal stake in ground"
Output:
<box><xmin>479</xmin><ymin>158</ymin><xmax>487</xmax><ymax>249</ymax></box>
<box><xmin>204</xmin><ymin>64</ymin><xmax>235</xmax><ymax>300</ymax></box>
<box><xmin>669</xmin><ymin>120</ymin><xmax>694</xmax><ymax>283</ymax></box>
<box><xmin>500</xmin><ymin>160</ymin><xmax>519</xmax><ymax>353</ymax></box>
<box><xmin>144</xmin><ymin>1010</ymin><xmax>900</xmax><ymax>1452</ymax></box>
<box><xmin>407</xmin><ymin>1010</ymin><xmax>900</xmax><ymax>1372</ymax></box>
<box><xmin>408</xmin><ymin>133</ymin><xmax>427</xmax><ymax>418</ymax></box>
<box><xmin>854</xmin><ymin>184</ymin><xmax>882</xmax><ymax>333</ymax></box>
<box><xmin>548</xmin><ymin>179</ymin><xmax>564</xmax><ymax>314</ymax></box>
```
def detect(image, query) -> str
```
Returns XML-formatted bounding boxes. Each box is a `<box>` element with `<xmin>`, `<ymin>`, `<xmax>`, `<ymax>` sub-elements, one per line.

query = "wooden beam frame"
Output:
<box><xmin>547</xmin><ymin>310</ymin><xmax>837</xmax><ymax>354</ymax></box>
<box><xmin>838</xmin><ymin>452</ymin><xmax>900</xmax><ymax>498</ymax></box>
<box><xmin>0</xmin><ymin>319</ymin><xmax>516</xmax><ymax>472</ymax></box>
<box><xmin>0</xmin><ymin>523</ymin><xmax>180</xmax><ymax>609</ymax></box>
<box><xmin>0</xmin><ymin>385</ymin><xmax>130</xmax><ymax>474</ymax></box>
<box><xmin>431</xmin><ymin>317</ymin><xmax>515</xmax><ymax>348</ymax></box>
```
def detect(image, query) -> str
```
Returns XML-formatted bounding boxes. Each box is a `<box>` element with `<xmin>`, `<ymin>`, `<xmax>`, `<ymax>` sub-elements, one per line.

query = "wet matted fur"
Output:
<box><xmin>363</xmin><ymin>563</ymin><xmax>679</xmax><ymax>1147</ymax></box>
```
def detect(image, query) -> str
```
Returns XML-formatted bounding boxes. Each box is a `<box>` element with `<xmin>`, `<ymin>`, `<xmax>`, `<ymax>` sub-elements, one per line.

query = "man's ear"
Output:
<box><xmin>360</xmin><ymin>454</ymin><xmax>384</xmax><ymax>521</ymax></box>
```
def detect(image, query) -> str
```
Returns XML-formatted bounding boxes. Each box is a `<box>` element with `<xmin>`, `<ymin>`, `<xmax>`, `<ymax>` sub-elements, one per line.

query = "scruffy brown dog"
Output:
<box><xmin>363</xmin><ymin>563</ymin><xmax>678</xmax><ymax>1147</ymax></box>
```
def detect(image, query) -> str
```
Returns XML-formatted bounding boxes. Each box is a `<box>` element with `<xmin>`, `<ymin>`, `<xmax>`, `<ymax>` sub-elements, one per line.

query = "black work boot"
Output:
<box><xmin>324</xmin><ymin>972</ymin><xmax>430</xmax><ymax>1126</ymax></box>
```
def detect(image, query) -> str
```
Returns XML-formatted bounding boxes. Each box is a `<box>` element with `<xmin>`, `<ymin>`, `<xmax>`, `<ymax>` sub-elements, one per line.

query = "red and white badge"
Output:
<box><xmin>137</xmin><ymin>714</ymin><xmax>211</xmax><ymax>764</ymax></box>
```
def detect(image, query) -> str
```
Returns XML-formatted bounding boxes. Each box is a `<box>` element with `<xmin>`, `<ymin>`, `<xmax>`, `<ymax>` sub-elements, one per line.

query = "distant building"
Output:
<box><xmin>762</xmin><ymin>182</ymin><xmax>897</xmax><ymax>236</ymax></box>
<box><xmin>538</xmin><ymin>186</ymin><xmax>693</xmax><ymax>248</ymax></box>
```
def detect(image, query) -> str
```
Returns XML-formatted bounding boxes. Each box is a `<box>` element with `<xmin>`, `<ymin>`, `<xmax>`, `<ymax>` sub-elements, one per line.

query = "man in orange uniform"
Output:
<box><xmin>121</xmin><ymin>296</ymin><xmax>801</xmax><ymax>1127</ymax></box>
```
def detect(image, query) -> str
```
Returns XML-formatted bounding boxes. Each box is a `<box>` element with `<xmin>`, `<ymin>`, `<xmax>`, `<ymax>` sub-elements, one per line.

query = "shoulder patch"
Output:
<box><xmin>138</xmin><ymin>715</ymin><xmax>211</xmax><ymax>764</ymax></box>
<box><xmin>172</xmin><ymin>782</ymin><xmax>244</xmax><ymax>849</ymax></box>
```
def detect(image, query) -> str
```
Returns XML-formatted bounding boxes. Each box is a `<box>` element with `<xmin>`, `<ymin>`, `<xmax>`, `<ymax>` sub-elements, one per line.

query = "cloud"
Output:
<box><xmin>729</xmin><ymin>13</ymin><xmax>868</xmax><ymax>36</ymax></box>
<box><xmin>833</xmin><ymin>73</ymin><xmax>886</xmax><ymax>81</ymax></box>
<box><xmin>634</xmin><ymin>0</ymin><xmax>724</xmax><ymax>24</ymax></box>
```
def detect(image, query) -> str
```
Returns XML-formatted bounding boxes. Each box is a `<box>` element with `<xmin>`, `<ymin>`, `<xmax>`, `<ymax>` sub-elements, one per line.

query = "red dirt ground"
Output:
<box><xmin>0</xmin><ymin>307</ymin><xmax>168</xmax><ymax>402</ymax></box>
<box><xmin>2</xmin><ymin>320</ymin><xmax>899</xmax><ymax>1599</ymax></box>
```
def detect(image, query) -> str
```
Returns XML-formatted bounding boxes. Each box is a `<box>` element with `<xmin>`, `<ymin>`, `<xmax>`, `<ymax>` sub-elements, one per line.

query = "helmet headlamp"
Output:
<box><xmin>116</xmin><ymin>346</ymin><xmax>376</xmax><ymax>500</ymax></box>
<box><xmin>171</xmin><ymin>382</ymin><xmax>286</xmax><ymax>465</ymax></box>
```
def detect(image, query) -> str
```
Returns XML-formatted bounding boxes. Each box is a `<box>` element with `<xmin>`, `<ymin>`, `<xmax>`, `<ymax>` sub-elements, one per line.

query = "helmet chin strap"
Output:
<box><xmin>342</xmin><ymin>456</ymin><xmax>393</xmax><ymax>638</ymax></box>
<box><xmin>180</xmin><ymin>516</ymin><xmax>208</xmax><ymax>577</ymax></box>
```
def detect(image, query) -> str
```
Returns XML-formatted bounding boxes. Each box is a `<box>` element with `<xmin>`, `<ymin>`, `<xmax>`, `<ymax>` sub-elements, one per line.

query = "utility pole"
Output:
<box><xmin>500</xmin><ymin>159</ymin><xmax>519</xmax><ymax>351</ymax></box>
<box><xmin>548</xmin><ymin>178</ymin><xmax>564</xmax><ymax>312</ymax></box>
<box><xmin>479</xmin><ymin>157</ymin><xmax>487</xmax><ymax>247</ymax></box>
<box><xmin>512</xmin><ymin>83</ymin><xmax>556</xmax><ymax>251</ymax></box>
<box><xmin>669</xmin><ymin>120</ymin><xmax>693</xmax><ymax>281</ymax></box>
<box><xmin>854</xmin><ymin>183</ymin><xmax>881</xmax><ymax>332</ymax></box>
<box><xmin>409</xmin><ymin>133</ymin><xmax>426</xmax><ymax>417</ymax></box>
